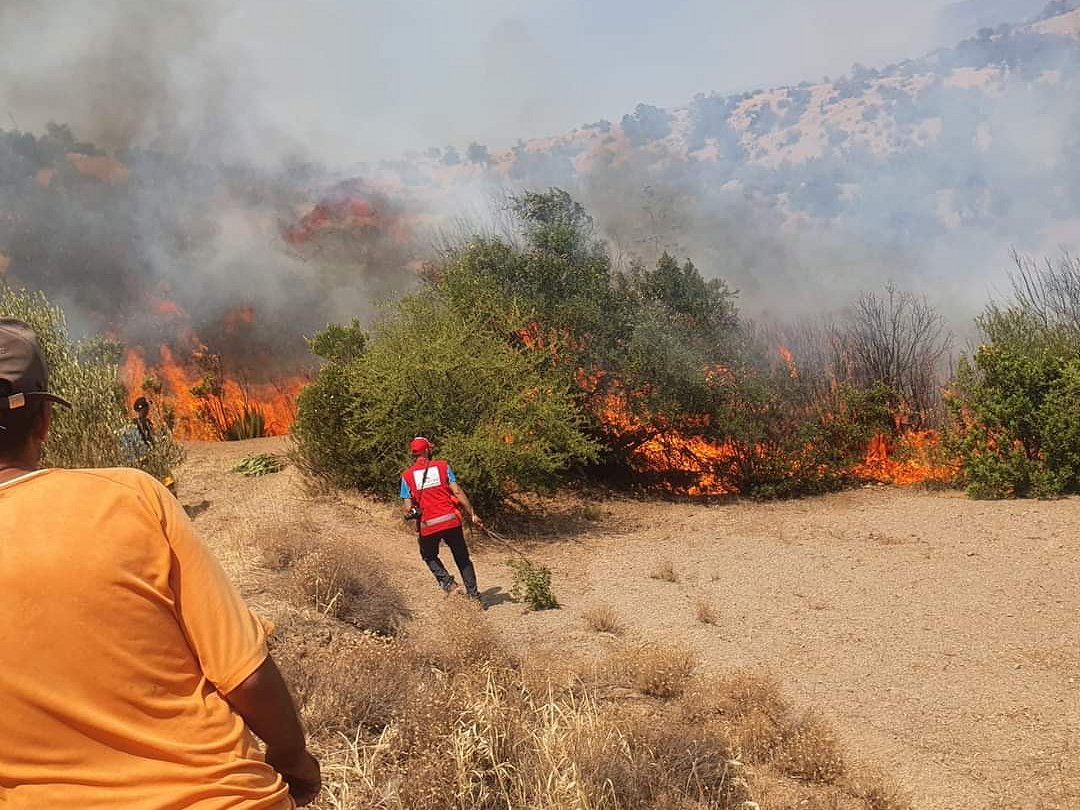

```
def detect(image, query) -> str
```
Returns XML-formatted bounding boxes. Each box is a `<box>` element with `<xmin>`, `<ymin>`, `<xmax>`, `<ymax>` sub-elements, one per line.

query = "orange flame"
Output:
<box><xmin>222</xmin><ymin>306</ymin><xmax>256</xmax><ymax>335</ymax></box>
<box><xmin>122</xmin><ymin>345</ymin><xmax>305</xmax><ymax>441</ymax></box>
<box><xmin>284</xmin><ymin>195</ymin><xmax>411</xmax><ymax>245</ymax></box>
<box><xmin>598</xmin><ymin>388</ymin><xmax>738</xmax><ymax>496</ymax></box>
<box><xmin>778</xmin><ymin>345</ymin><xmax>798</xmax><ymax>379</ymax></box>
<box><xmin>152</xmin><ymin>297</ymin><xmax>185</xmax><ymax>319</ymax></box>
<box><xmin>853</xmin><ymin>430</ymin><xmax>957</xmax><ymax>486</ymax></box>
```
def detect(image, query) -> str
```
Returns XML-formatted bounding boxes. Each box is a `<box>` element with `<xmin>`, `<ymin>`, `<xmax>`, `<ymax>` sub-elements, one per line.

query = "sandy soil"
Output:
<box><xmin>182</xmin><ymin>439</ymin><xmax>1080</xmax><ymax>810</ymax></box>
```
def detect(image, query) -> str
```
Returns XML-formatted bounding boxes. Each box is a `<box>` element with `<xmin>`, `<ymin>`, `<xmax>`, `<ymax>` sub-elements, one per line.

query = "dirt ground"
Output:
<box><xmin>183</xmin><ymin>438</ymin><xmax>1080</xmax><ymax>810</ymax></box>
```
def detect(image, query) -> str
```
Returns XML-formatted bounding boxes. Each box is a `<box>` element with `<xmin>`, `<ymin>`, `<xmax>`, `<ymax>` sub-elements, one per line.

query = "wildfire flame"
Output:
<box><xmin>122</xmin><ymin>346</ymin><xmax>305</xmax><ymax>441</ymax></box>
<box><xmin>588</xmin><ymin>344</ymin><xmax>956</xmax><ymax>496</ymax></box>
<box><xmin>779</xmin><ymin>344</ymin><xmax>799</xmax><ymax>379</ymax></box>
<box><xmin>595</xmin><ymin>383</ymin><xmax>739</xmax><ymax>497</ymax></box>
<box><xmin>120</xmin><ymin>299</ymin><xmax>306</xmax><ymax>441</ymax></box>
<box><xmin>283</xmin><ymin>193</ymin><xmax>412</xmax><ymax>246</ymax></box>
<box><xmin>853</xmin><ymin>430</ymin><xmax>957</xmax><ymax>486</ymax></box>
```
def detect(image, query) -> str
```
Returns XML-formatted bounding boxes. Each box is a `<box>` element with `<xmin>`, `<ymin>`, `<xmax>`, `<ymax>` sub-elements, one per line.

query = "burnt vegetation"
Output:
<box><xmin>296</xmin><ymin>187</ymin><xmax>1080</xmax><ymax>505</ymax></box>
<box><xmin>295</xmin><ymin>189</ymin><xmax>968</xmax><ymax>506</ymax></box>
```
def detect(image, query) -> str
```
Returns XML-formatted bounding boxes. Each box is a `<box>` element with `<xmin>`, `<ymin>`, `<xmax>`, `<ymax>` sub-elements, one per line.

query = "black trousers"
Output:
<box><xmin>418</xmin><ymin>525</ymin><xmax>478</xmax><ymax>597</ymax></box>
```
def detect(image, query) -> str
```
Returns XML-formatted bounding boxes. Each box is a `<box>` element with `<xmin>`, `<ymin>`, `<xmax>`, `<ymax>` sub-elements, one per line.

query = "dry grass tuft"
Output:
<box><xmin>845</xmin><ymin>767</ymin><xmax>911</xmax><ymax>810</ymax></box>
<box><xmin>245</xmin><ymin>503</ymin><xmax>907</xmax><ymax>810</ymax></box>
<box><xmin>259</xmin><ymin>515</ymin><xmax>320</xmax><ymax>571</ymax></box>
<box><xmin>270</xmin><ymin>613</ymin><xmax>417</xmax><ymax>737</ymax></box>
<box><xmin>650</xmin><ymin>558</ymin><xmax>679</xmax><ymax>582</ymax></box>
<box><xmin>407</xmin><ymin>594</ymin><xmax>513</xmax><ymax>673</ymax></box>
<box><xmin>695</xmin><ymin>598</ymin><xmax>721</xmax><ymax>625</ymax></box>
<box><xmin>259</xmin><ymin>516</ymin><xmax>411</xmax><ymax>635</ymax></box>
<box><xmin>582</xmin><ymin>603</ymin><xmax>625</xmax><ymax>635</ymax></box>
<box><xmin>772</xmin><ymin>710</ymin><xmax>846</xmax><ymax>784</ymax></box>
<box><xmin>607</xmin><ymin>642</ymin><xmax>699</xmax><ymax>699</ymax></box>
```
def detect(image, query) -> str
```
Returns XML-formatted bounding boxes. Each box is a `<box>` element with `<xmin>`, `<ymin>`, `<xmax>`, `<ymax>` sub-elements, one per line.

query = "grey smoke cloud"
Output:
<box><xmin>0</xmin><ymin>0</ymin><xmax>974</xmax><ymax>161</ymax></box>
<box><xmin>0</xmin><ymin>0</ymin><xmax>1075</xmax><ymax>358</ymax></box>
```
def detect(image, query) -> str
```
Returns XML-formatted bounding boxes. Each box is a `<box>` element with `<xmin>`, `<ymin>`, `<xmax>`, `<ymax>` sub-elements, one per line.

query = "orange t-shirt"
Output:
<box><xmin>0</xmin><ymin>467</ymin><xmax>293</xmax><ymax>810</ymax></box>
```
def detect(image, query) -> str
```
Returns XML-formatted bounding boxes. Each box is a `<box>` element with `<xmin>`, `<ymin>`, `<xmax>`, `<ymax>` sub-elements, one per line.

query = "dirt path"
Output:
<box><xmin>480</xmin><ymin>489</ymin><xmax>1080</xmax><ymax>810</ymax></box>
<box><xmin>182</xmin><ymin>441</ymin><xmax>1080</xmax><ymax>810</ymax></box>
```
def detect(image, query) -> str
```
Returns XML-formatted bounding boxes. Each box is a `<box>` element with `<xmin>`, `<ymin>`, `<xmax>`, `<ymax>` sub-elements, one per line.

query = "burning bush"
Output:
<box><xmin>0</xmin><ymin>284</ymin><xmax>183</xmax><ymax>477</ymax></box>
<box><xmin>296</xmin><ymin>189</ymin><xmax>957</xmax><ymax>504</ymax></box>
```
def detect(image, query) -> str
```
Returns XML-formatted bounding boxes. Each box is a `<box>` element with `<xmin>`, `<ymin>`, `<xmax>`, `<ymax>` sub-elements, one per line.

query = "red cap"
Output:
<box><xmin>410</xmin><ymin>436</ymin><xmax>432</xmax><ymax>454</ymax></box>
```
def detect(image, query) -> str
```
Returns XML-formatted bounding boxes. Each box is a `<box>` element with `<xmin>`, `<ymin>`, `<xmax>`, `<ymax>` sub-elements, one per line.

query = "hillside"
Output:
<box><xmin>186</xmin><ymin>438</ymin><xmax>1080</xmax><ymax>809</ymax></box>
<box><xmin>366</xmin><ymin>1</ymin><xmax>1080</xmax><ymax>315</ymax></box>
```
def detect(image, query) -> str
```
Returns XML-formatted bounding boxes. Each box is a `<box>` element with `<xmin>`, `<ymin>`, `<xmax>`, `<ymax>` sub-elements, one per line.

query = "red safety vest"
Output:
<box><xmin>402</xmin><ymin>458</ymin><xmax>463</xmax><ymax>537</ymax></box>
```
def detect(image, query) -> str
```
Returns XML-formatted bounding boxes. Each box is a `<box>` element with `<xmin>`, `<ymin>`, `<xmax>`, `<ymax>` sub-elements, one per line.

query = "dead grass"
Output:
<box><xmin>258</xmin><ymin>517</ymin><xmax>411</xmax><ymax>636</ymax></box>
<box><xmin>266</xmin><ymin>604</ymin><xmax>908</xmax><ymax>810</ymax></box>
<box><xmin>231</xmin><ymin>472</ymin><xmax>909</xmax><ymax>810</ymax></box>
<box><xmin>582</xmin><ymin>603</ymin><xmax>625</xmax><ymax>635</ymax></box>
<box><xmin>650</xmin><ymin>558</ymin><xmax>679</xmax><ymax>582</ymax></box>
<box><xmin>695</xmin><ymin>598</ymin><xmax>721</xmax><ymax>625</ymax></box>
<box><xmin>605</xmin><ymin>642</ymin><xmax>699</xmax><ymax>699</ymax></box>
<box><xmin>269</xmin><ymin>613</ymin><xmax>418</xmax><ymax>737</ymax></box>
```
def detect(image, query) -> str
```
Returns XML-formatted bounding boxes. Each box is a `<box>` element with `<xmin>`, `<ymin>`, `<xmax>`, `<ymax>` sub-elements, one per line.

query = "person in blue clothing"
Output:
<box><xmin>400</xmin><ymin>436</ymin><xmax>483</xmax><ymax>600</ymax></box>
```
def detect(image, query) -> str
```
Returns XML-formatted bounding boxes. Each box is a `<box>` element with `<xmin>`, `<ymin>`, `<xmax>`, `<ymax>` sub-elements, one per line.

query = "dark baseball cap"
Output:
<box><xmin>0</xmin><ymin>318</ymin><xmax>72</xmax><ymax>410</ymax></box>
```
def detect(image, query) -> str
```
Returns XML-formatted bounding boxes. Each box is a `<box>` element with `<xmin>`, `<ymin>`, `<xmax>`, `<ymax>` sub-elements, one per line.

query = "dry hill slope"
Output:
<box><xmin>183</xmin><ymin>438</ymin><xmax>1080</xmax><ymax>810</ymax></box>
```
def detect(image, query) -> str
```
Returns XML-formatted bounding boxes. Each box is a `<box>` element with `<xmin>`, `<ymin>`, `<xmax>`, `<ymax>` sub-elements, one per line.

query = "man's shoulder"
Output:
<box><xmin>50</xmin><ymin>466</ymin><xmax>163</xmax><ymax>494</ymax></box>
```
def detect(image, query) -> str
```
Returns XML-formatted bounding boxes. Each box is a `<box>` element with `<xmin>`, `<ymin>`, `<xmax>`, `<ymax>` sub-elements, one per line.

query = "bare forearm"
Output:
<box><xmin>225</xmin><ymin>654</ymin><xmax>306</xmax><ymax>759</ymax></box>
<box><xmin>226</xmin><ymin>655</ymin><xmax>321</xmax><ymax>804</ymax></box>
<box><xmin>451</xmin><ymin>485</ymin><xmax>481</xmax><ymax>524</ymax></box>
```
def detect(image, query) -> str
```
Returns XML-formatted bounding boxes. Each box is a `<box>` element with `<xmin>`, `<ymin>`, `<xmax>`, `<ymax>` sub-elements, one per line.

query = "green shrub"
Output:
<box><xmin>948</xmin><ymin>306</ymin><xmax>1080</xmax><ymax>498</ymax></box>
<box><xmin>2</xmin><ymin>286</ymin><xmax>124</xmax><ymax>467</ymax></box>
<box><xmin>224</xmin><ymin>406</ymin><xmax>266</xmax><ymax>441</ymax></box>
<box><xmin>1</xmin><ymin>285</ymin><xmax>184</xmax><ymax>476</ymax></box>
<box><xmin>295</xmin><ymin>191</ymin><xmax>935</xmax><ymax>503</ymax></box>
<box><xmin>293</xmin><ymin>296</ymin><xmax>597</xmax><ymax>511</ymax></box>
<box><xmin>507</xmin><ymin>557</ymin><xmax>559</xmax><ymax>611</ymax></box>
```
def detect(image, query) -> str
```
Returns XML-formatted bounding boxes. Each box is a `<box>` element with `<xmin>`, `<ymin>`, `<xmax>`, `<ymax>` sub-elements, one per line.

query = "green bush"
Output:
<box><xmin>2</xmin><ymin>284</ymin><xmax>185</xmax><ymax>475</ymax></box>
<box><xmin>295</xmin><ymin>190</ymin><xmax>928</xmax><ymax>503</ymax></box>
<box><xmin>293</xmin><ymin>296</ymin><xmax>597</xmax><ymax>511</ymax></box>
<box><xmin>507</xmin><ymin>557</ymin><xmax>559</xmax><ymax>611</ymax></box>
<box><xmin>948</xmin><ymin>306</ymin><xmax>1080</xmax><ymax>498</ymax></box>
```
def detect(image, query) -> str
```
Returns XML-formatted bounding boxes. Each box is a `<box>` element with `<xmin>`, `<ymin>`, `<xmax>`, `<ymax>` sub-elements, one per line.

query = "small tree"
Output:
<box><xmin>293</xmin><ymin>297</ymin><xmax>597</xmax><ymax>511</ymax></box>
<box><xmin>948</xmin><ymin>253</ymin><xmax>1080</xmax><ymax>499</ymax></box>
<box><xmin>1009</xmin><ymin>251</ymin><xmax>1080</xmax><ymax>335</ymax></box>
<box><xmin>833</xmin><ymin>284</ymin><xmax>952</xmax><ymax>422</ymax></box>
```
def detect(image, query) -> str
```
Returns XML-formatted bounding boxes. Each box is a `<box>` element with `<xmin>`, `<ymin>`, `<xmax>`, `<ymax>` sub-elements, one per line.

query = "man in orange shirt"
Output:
<box><xmin>0</xmin><ymin>319</ymin><xmax>320</xmax><ymax>808</ymax></box>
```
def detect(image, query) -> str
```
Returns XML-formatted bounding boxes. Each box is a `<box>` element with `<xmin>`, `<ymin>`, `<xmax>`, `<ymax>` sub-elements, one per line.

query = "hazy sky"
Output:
<box><xmin>0</xmin><ymin>0</ymin><xmax>1026</xmax><ymax>164</ymax></box>
<box><xmin>222</xmin><ymin>0</ymin><xmax>959</xmax><ymax>162</ymax></box>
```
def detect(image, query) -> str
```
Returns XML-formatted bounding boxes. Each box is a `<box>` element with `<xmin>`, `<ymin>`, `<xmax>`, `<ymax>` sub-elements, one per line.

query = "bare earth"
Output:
<box><xmin>184</xmin><ymin>439</ymin><xmax>1080</xmax><ymax>810</ymax></box>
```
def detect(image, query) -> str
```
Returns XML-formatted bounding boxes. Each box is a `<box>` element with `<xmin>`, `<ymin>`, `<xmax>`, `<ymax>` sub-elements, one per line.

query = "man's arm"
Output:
<box><xmin>401</xmin><ymin>476</ymin><xmax>416</xmax><ymax>516</ymax></box>
<box><xmin>450</xmin><ymin>482</ymin><xmax>482</xmax><ymax>526</ymax></box>
<box><xmin>225</xmin><ymin>656</ymin><xmax>321</xmax><ymax>806</ymax></box>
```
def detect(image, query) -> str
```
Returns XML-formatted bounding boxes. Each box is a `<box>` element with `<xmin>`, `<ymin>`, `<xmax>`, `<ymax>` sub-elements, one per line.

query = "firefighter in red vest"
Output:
<box><xmin>400</xmin><ymin>436</ymin><xmax>483</xmax><ymax>600</ymax></box>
